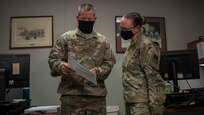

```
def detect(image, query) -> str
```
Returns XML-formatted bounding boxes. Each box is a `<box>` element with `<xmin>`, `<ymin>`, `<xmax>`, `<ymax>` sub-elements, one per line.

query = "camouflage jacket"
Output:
<box><xmin>48</xmin><ymin>29</ymin><xmax>116</xmax><ymax>96</ymax></box>
<box><xmin>122</xmin><ymin>34</ymin><xmax>166</xmax><ymax>113</ymax></box>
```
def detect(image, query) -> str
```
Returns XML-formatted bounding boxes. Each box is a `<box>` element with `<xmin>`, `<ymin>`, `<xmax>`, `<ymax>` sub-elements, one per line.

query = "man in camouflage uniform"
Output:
<box><xmin>48</xmin><ymin>3</ymin><xmax>116</xmax><ymax>115</ymax></box>
<box><xmin>120</xmin><ymin>12</ymin><xmax>166</xmax><ymax>115</ymax></box>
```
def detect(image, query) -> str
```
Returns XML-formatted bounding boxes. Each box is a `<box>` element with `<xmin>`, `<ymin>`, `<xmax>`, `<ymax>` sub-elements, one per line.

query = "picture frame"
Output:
<box><xmin>115</xmin><ymin>16</ymin><xmax>167</xmax><ymax>53</ymax></box>
<box><xmin>10</xmin><ymin>16</ymin><xmax>53</xmax><ymax>49</ymax></box>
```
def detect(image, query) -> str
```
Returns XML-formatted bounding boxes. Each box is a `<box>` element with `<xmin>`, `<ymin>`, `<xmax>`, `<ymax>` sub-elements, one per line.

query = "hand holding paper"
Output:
<box><xmin>61</xmin><ymin>63</ymin><xmax>75</xmax><ymax>74</ymax></box>
<box><xmin>90</xmin><ymin>67</ymin><xmax>97</xmax><ymax>74</ymax></box>
<box><xmin>68</xmin><ymin>56</ymin><xmax>97</xmax><ymax>85</ymax></box>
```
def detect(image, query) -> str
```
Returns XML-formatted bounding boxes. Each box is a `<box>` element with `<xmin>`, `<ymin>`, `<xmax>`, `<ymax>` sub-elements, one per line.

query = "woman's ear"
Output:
<box><xmin>133</xmin><ymin>26</ymin><xmax>141</xmax><ymax>33</ymax></box>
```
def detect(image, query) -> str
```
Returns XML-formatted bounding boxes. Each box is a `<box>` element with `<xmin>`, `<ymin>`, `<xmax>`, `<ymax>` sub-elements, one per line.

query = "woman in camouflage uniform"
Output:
<box><xmin>120</xmin><ymin>12</ymin><xmax>166</xmax><ymax>115</ymax></box>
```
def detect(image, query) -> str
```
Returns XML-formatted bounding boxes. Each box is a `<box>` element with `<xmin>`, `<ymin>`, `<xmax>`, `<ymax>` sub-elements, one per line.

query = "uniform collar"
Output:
<box><xmin>129</xmin><ymin>32</ymin><xmax>142</xmax><ymax>47</ymax></box>
<box><xmin>75</xmin><ymin>28</ymin><xmax>98</xmax><ymax>39</ymax></box>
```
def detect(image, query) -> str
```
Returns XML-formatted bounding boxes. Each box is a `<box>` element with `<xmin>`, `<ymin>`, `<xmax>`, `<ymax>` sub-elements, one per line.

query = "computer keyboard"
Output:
<box><xmin>0</xmin><ymin>101</ymin><xmax>10</xmax><ymax>104</ymax></box>
<box><xmin>165</xmin><ymin>88</ymin><xmax>204</xmax><ymax>108</ymax></box>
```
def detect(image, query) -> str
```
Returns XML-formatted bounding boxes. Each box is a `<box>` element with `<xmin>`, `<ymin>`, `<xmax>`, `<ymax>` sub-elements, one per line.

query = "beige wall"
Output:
<box><xmin>0</xmin><ymin>0</ymin><xmax>204</xmax><ymax>114</ymax></box>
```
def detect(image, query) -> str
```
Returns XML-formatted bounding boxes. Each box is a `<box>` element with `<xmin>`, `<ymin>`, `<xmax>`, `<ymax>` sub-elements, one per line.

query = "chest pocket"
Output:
<box><xmin>128</xmin><ymin>49</ymin><xmax>140</xmax><ymax>70</ymax></box>
<box><xmin>81</xmin><ymin>41</ymin><xmax>104</xmax><ymax>68</ymax></box>
<box><xmin>91</xmin><ymin>43</ymin><xmax>104</xmax><ymax>65</ymax></box>
<box><xmin>68</xmin><ymin>38</ymin><xmax>104</xmax><ymax>68</ymax></box>
<box><xmin>123</xmin><ymin>48</ymin><xmax>140</xmax><ymax>71</ymax></box>
<box><xmin>67</xmin><ymin>40</ymin><xmax>76</xmax><ymax>59</ymax></box>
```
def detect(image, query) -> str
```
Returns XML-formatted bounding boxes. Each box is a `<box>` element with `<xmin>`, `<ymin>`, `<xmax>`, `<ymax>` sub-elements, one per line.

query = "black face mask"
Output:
<box><xmin>78</xmin><ymin>20</ymin><xmax>95</xmax><ymax>34</ymax></box>
<box><xmin>120</xmin><ymin>30</ymin><xmax>134</xmax><ymax>40</ymax></box>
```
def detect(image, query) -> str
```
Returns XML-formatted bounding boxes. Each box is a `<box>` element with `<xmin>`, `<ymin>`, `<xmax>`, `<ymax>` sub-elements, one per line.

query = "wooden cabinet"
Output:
<box><xmin>187</xmin><ymin>39</ymin><xmax>204</xmax><ymax>64</ymax></box>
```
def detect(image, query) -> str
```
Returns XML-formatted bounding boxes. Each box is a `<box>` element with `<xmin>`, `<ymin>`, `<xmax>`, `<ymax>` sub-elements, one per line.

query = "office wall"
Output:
<box><xmin>0</xmin><ymin>0</ymin><xmax>203</xmax><ymax>114</ymax></box>
<box><xmin>0</xmin><ymin>0</ymin><xmax>65</xmax><ymax>105</ymax></box>
<box><xmin>202</xmin><ymin>1</ymin><xmax>204</xmax><ymax>28</ymax></box>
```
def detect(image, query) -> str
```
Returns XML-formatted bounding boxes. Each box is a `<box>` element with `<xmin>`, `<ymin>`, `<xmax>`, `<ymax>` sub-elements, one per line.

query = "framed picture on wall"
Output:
<box><xmin>115</xmin><ymin>16</ymin><xmax>167</xmax><ymax>53</ymax></box>
<box><xmin>10</xmin><ymin>16</ymin><xmax>53</xmax><ymax>49</ymax></box>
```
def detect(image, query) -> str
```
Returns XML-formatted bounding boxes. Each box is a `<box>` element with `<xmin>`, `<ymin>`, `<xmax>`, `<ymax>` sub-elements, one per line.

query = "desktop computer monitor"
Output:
<box><xmin>0</xmin><ymin>69</ymin><xmax>6</xmax><ymax>101</ymax></box>
<box><xmin>0</xmin><ymin>53</ymin><xmax>30</xmax><ymax>88</ymax></box>
<box><xmin>159</xmin><ymin>49</ymin><xmax>200</xmax><ymax>92</ymax></box>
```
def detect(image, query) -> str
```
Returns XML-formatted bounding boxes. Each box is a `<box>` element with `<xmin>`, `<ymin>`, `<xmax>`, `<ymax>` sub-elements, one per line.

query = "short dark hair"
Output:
<box><xmin>78</xmin><ymin>3</ymin><xmax>96</xmax><ymax>16</ymax></box>
<box><xmin>123</xmin><ymin>12</ymin><xmax>145</xmax><ymax>27</ymax></box>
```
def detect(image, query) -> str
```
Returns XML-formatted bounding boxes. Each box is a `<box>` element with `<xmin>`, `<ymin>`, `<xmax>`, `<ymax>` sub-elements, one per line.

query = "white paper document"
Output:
<box><xmin>68</xmin><ymin>56</ymin><xmax>97</xmax><ymax>85</ymax></box>
<box><xmin>24</xmin><ymin>105</ymin><xmax>60</xmax><ymax>113</ymax></box>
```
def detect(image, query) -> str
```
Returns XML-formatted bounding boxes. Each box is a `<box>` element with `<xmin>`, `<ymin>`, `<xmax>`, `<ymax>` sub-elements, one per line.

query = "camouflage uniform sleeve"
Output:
<box><xmin>48</xmin><ymin>36</ymin><xmax>68</xmax><ymax>77</ymax></box>
<box><xmin>96</xmin><ymin>40</ymin><xmax>116</xmax><ymax>80</ymax></box>
<box><xmin>139</xmin><ymin>43</ymin><xmax>166</xmax><ymax>115</ymax></box>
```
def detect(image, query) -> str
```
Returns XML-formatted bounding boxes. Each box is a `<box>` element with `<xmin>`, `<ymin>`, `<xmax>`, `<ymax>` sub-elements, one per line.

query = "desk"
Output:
<box><xmin>164</xmin><ymin>105</ymin><xmax>204</xmax><ymax>115</ymax></box>
<box><xmin>0</xmin><ymin>100</ymin><xmax>30</xmax><ymax>115</ymax></box>
<box><xmin>164</xmin><ymin>90</ymin><xmax>204</xmax><ymax>115</ymax></box>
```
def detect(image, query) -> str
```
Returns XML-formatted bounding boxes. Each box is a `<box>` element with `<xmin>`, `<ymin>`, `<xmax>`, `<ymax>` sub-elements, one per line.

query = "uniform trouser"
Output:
<box><xmin>59</xmin><ymin>95</ymin><xmax>106</xmax><ymax>115</ymax></box>
<box><xmin>125</xmin><ymin>102</ymin><xmax>151</xmax><ymax>115</ymax></box>
<box><xmin>125</xmin><ymin>102</ymin><xmax>164</xmax><ymax>115</ymax></box>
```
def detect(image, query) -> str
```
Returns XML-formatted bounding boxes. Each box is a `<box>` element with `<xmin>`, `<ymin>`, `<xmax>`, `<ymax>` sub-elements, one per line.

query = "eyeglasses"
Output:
<box><xmin>119</xmin><ymin>26</ymin><xmax>135</xmax><ymax>31</ymax></box>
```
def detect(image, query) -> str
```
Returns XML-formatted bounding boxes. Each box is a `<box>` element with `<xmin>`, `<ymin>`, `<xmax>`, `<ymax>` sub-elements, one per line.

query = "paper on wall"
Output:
<box><xmin>197</xmin><ymin>42</ymin><xmax>204</xmax><ymax>59</ymax></box>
